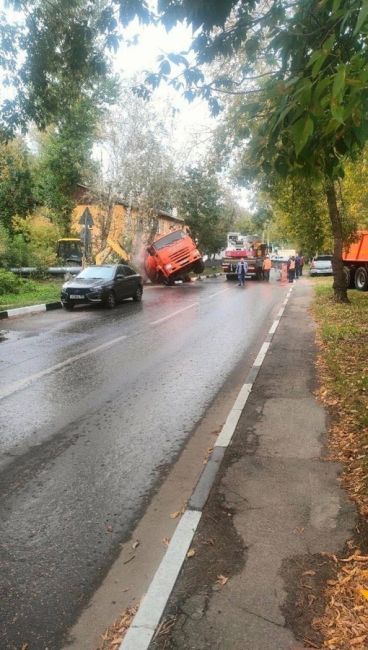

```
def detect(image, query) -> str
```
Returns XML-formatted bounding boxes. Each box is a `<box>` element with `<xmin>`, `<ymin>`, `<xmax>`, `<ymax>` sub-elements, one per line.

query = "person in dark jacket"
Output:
<box><xmin>295</xmin><ymin>255</ymin><xmax>301</xmax><ymax>278</ymax></box>
<box><xmin>236</xmin><ymin>258</ymin><xmax>248</xmax><ymax>286</ymax></box>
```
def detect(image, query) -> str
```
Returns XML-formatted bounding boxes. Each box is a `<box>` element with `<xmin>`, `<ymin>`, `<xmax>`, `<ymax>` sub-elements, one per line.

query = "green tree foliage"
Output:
<box><xmin>0</xmin><ymin>137</ymin><xmax>35</xmax><ymax>232</ymax></box>
<box><xmin>12</xmin><ymin>209</ymin><xmax>62</xmax><ymax>267</ymax></box>
<box><xmin>34</xmin><ymin>98</ymin><xmax>98</xmax><ymax>232</ymax></box>
<box><xmin>0</xmin><ymin>0</ymin><xmax>118</xmax><ymax>138</ymax></box>
<box><xmin>176</xmin><ymin>166</ymin><xmax>235</xmax><ymax>255</ymax></box>
<box><xmin>341</xmin><ymin>145</ymin><xmax>368</xmax><ymax>229</ymax></box>
<box><xmin>268</xmin><ymin>177</ymin><xmax>332</xmax><ymax>259</ymax></box>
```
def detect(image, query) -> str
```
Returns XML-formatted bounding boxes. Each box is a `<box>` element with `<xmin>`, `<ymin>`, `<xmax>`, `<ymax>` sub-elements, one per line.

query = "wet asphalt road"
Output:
<box><xmin>0</xmin><ymin>277</ymin><xmax>287</xmax><ymax>649</ymax></box>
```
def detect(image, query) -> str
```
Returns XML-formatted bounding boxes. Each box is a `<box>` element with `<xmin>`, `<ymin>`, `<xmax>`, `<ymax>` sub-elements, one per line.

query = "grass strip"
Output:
<box><xmin>311</xmin><ymin>280</ymin><xmax>368</xmax><ymax>649</ymax></box>
<box><xmin>0</xmin><ymin>280</ymin><xmax>63</xmax><ymax>311</ymax></box>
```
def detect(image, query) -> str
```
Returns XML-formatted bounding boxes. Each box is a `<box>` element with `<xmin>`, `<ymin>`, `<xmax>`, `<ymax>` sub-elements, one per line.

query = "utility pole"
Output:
<box><xmin>79</xmin><ymin>207</ymin><xmax>94</xmax><ymax>266</ymax></box>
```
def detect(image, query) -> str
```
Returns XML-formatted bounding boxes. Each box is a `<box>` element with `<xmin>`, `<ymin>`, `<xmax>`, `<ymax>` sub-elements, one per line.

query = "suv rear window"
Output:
<box><xmin>315</xmin><ymin>255</ymin><xmax>332</xmax><ymax>261</ymax></box>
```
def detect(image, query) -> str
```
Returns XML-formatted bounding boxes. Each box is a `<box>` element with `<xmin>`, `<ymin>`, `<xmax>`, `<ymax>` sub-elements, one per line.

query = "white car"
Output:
<box><xmin>309</xmin><ymin>255</ymin><xmax>333</xmax><ymax>276</ymax></box>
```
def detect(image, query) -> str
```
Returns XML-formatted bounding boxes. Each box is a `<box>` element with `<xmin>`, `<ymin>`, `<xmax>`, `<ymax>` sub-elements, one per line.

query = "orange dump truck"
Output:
<box><xmin>144</xmin><ymin>230</ymin><xmax>204</xmax><ymax>284</ymax></box>
<box><xmin>343</xmin><ymin>231</ymin><xmax>368</xmax><ymax>290</ymax></box>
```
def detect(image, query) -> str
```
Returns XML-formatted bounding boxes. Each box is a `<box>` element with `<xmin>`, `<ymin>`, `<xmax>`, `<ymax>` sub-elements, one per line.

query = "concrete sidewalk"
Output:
<box><xmin>150</xmin><ymin>279</ymin><xmax>356</xmax><ymax>650</ymax></box>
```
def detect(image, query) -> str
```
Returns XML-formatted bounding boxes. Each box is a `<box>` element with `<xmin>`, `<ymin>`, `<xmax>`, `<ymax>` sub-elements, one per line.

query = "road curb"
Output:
<box><xmin>0</xmin><ymin>301</ymin><xmax>62</xmax><ymax>320</ymax></box>
<box><xmin>120</xmin><ymin>284</ymin><xmax>294</xmax><ymax>650</ymax></box>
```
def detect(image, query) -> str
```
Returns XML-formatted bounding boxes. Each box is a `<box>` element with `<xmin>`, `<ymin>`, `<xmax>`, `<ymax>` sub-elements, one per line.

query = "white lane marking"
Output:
<box><xmin>120</xmin><ymin>510</ymin><xmax>202</xmax><ymax>650</ymax></box>
<box><xmin>277</xmin><ymin>307</ymin><xmax>285</xmax><ymax>318</ymax></box>
<box><xmin>232</xmin><ymin>382</ymin><xmax>253</xmax><ymax>412</ymax></box>
<box><xmin>0</xmin><ymin>334</ymin><xmax>127</xmax><ymax>401</ymax></box>
<box><xmin>150</xmin><ymin>302</ymin><xmax>198</xmax><ymax>326</ymax></box>
<box><xmin>253</xmin><ymin>341</ymin><xmax>270</xmax><ymax>367</ymax></box>
<box><xmin>269</xmin><ymin>320</ymin><xmax>280</xmax><ymax>335</ymax></box>
<box><xmin>215</xmin><ymin>384</ymin><xmax>252</xmax><ymax>448</ymax></box>
<box><xmin>215</xmin><ymin>409</ymin><xmax>242</xmax><ymax>447</ymax></box>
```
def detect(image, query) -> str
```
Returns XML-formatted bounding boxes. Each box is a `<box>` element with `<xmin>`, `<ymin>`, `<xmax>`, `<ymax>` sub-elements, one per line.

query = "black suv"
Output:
<box><xmin>61</xmin><ymin>264</ymin><xmax>143</xmax><ymax>310</ymax></box>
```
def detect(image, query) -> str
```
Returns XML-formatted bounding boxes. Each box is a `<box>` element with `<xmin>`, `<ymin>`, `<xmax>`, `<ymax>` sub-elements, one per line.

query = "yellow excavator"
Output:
<box><xmin>95</xmin><ymin>237</ymin><xmax>130</xmax><ymax>265</ymax></box>
<box><xmin>57</xmin><ymin>238</ymin><xmax>83</xmax><ymax>265</ymax></box>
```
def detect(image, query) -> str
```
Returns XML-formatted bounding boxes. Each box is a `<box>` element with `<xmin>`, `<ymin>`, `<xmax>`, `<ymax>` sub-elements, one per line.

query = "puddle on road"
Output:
<box><xmin>0</xmin><ymin>329</ymin><xmax>39</xmax><ymax>342</ymax></box>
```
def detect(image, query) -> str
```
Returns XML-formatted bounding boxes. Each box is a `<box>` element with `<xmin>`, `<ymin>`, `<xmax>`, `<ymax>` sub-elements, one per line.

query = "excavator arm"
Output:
<box><xmin>95</xmin><ymin>238</ymin><xmax>130</xmax><ymax>265</ymax></box>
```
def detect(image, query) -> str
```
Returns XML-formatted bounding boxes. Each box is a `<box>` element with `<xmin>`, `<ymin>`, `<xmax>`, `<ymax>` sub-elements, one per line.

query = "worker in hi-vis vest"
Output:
<box><xmin>287</xmin><ymin>256</ymin><xmax>296</xmax><ymax>283</ymax></box>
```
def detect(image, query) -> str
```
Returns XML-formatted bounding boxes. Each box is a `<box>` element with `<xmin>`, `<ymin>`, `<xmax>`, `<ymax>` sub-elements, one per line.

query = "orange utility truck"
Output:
<box><xmin>343</xmin><ymin>231</ymin><xmax>368</xmax><ymax>290</ymax></box>
<box><xmin>144</xmin><ymin>229</ymin><xmax>204</xmax><ymax>284</ymax></box>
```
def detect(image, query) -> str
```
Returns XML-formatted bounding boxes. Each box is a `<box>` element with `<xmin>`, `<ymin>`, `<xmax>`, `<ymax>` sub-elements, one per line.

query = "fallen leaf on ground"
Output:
<box><xmin>96</xmin><ymin>604</ymin><xmax>138</xmax><ymax>650</ymax></box>
<box><xmin>302</xmin><ymin>570</ymin><xmax>316</xmax><ymax>577</ymax></box>
<box><xmin>358</xmin><ymin>587</ymin><xmax>368</xmax><ymax>601</ymax></box>
<box><xmin>170</xmin><ymin>511</ymin><xmax>181</xmax><ymax>519</ymax></box>
<box><xmin>216</xmin><ymin>574</ymin><xmax>229</xmax><ymax>586</ymax></box>
<box><xmin>162</xmin><ymin>537</ymin><xmax>170</xmax><ymax>547</ymax></box>
<box><xmin>132</xmin><ymin>540</ymin><xmax>140</xmax><ymax>549</ymax></box>
<box><xmin>350</xmin><ymin>636</ymin><xmax>367</xmax><ymax>646</ymax></box>
<box><xmin>186</xmin><ymin>549</ymin><xmax>196</xmax><ymax>558</ymax></box>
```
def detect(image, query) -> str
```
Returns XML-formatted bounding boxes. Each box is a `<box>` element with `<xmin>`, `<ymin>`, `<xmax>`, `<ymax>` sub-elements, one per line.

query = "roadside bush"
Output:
<box><xmin>0</xmin><ymin>222</ymin><xmax>32</xmax><ymax>268</ymax></box>
<box><xmin>13</xmin><ymin>210</ymin><xmax>61</xmax><ymax>268</ymax></box>
<box><xmin>0</xmin><ymin>269</ymin><xmax>23</xmax><ymax>295</ymax></box>
<box><xmin>0</xmin><ymin>269</ymin><xmax>37</xmax><ymax>295</ymax></box>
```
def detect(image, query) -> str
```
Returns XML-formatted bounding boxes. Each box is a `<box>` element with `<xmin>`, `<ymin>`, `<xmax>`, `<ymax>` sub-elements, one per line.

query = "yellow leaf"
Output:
<box><xmin>358</xmin><ymin>587</ymin><xmax>368</xmax><ymax>600</ymax></box>
<box><xmin>170</xmin><ymin>511</ymin><xmax>181</xmax><ymax>519</ymax></box>
<box><xmin>216</xmin><ymin>574</ymin><xmax>229</xmax><ymax>586</ymax></box>
<box><xmin>187</xmin><ymin>549</ymin><xmax>196</xmax><ymax>558</ymax></box>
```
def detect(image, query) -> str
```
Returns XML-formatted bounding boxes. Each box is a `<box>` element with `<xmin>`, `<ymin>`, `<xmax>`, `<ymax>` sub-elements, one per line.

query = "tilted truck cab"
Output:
<box><xmin>144</xmin><ymin>230</ymin><xmax>204</xmax><ymax>284</ymax></box>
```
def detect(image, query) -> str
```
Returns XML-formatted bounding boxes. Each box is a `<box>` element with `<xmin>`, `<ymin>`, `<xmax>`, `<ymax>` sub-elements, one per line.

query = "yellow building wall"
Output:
<box><xmin>72</xmin><ymin>201</ymin><xmax>184</xmax><ymax>258</ymax></box>
<box><xmin>72</xmin><ymin>203</ymin><xmax>129</xmax><ymax>253</ymax></box>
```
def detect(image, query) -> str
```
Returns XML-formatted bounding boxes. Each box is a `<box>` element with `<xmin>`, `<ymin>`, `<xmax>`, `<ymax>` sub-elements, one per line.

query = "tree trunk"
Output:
<box><xmin>325</xmin><ymin>178</ymin><xmax>349</xmax><ymax>303</ymax></box>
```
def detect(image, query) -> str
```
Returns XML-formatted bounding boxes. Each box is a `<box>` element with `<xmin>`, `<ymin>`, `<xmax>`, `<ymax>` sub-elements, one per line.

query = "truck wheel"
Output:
<box><xmin>354</xmin><ymin>267</ymin><xmax>368</xmax><ymax>291</ymax></box>
<box><xmin>105</xmin><ymin>291</ymin><xmax>116</xmax><ymax>308</ymax></box>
